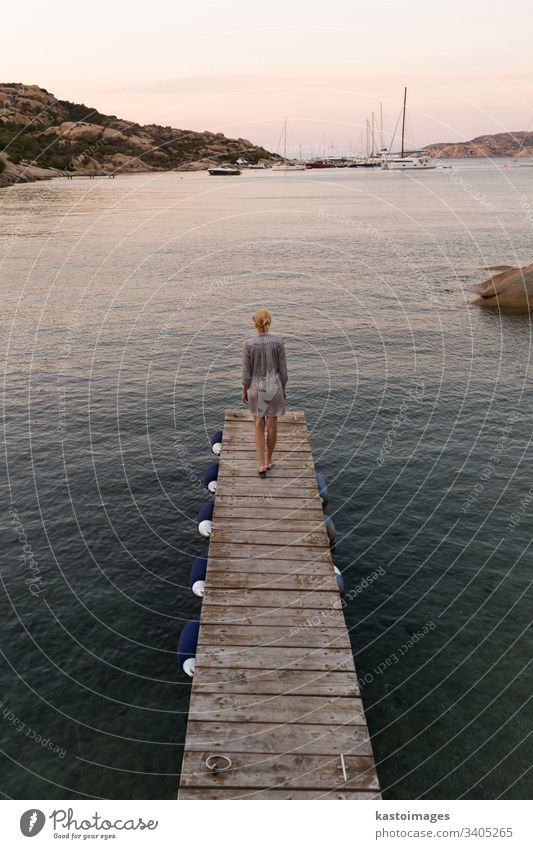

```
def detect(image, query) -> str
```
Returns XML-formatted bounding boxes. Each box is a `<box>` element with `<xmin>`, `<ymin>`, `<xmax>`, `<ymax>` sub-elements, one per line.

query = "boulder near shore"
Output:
<box><xmin>471</xmin><ymin>264</ymin><xmax>533</xmax><ymax>311</ymax></box>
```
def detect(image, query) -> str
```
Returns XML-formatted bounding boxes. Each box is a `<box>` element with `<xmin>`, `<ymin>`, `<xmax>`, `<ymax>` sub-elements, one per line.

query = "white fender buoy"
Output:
<box><xmin>177</xmin><ymin>620</ymin><xmax>200</xmax><ymax>676</ymax></box>
<box><xmin>324</xmin><ymin>514</ymin><xmax>336</xmax><ymax>546</ymax></box>
<box><xmin>203</xmin><ymin>462</ymin><xmax>219</xmax><ymax>494</ymax></box>
<box><xmin>189</xmin><ymin>555</ymin><xmax>207</xmax><ymax>597</ymax></box>
<box><xmin>196</xmin><ymin>502</ymin><xmax>213</xmax><ymax>538</ymax></box>
<box><xmin>316</xmin><ymin>473</ymin><xmax>328</xmax><ymax>508</ymax></box>
<box><xmin>333</xmin><ymin>565</ymin><xmax>345</xmax><ymax>596</ymax></box>
<box><xmin>210</xmin><ymin>430</ymin><xmax>223</xmax><ymax>456</ymax></box>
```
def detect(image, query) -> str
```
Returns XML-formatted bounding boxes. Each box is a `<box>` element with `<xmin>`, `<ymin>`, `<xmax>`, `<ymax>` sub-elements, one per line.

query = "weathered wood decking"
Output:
<box><xmin>178</xmin><ymin>410</ymin><xmax>380</xmax><ymax>800</ymax></box>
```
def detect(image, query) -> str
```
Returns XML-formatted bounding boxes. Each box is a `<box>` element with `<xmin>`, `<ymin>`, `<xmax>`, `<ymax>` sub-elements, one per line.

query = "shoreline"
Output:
<box><xmin>1</xmin><ymin>154</ymin><xmax>531</xmax><ymax>191</ymax></box>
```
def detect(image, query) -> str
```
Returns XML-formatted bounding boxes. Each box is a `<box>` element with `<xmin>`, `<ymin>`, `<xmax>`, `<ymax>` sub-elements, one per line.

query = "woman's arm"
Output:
<box><xmin>278</xmin><ymin>340</ymin><xmax>288</xmax><ymax>396</ymax></box>
<box><xmin>242</xmin><ymin>342</ymin><xmax>251</xmax><ymax>403</ymax></box>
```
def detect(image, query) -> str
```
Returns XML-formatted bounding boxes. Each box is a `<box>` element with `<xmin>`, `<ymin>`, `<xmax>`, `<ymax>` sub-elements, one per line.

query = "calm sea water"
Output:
<box><xmin>1</xmin><ymin>162</ymin><xmax>532</xmax><ymax>799</ymax></box>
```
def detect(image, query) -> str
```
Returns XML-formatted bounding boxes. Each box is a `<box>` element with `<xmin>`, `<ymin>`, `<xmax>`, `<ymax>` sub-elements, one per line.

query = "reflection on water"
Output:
<box><xmin>1</xmin><ymin>163</ymin><xmax>532</xmax><ymax>798</ymax></box>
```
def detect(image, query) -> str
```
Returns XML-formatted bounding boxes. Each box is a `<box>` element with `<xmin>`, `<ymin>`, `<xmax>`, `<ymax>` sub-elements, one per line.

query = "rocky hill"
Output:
<box><xmin>424</xmin><ymin>131</ymin><xmax>533</xmax><ymax>158</ymax></box>
<box><xmin>0</xmin><ymin>83</ymin><xmax>279</xmax><ymax>187</ymax></box>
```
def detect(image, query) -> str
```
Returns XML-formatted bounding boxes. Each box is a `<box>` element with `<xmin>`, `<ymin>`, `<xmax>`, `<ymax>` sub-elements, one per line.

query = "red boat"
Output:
<box><xmin>305</xmin><ymin>159</ymin><xmax>337</xmax><ymax>169</ymax></box>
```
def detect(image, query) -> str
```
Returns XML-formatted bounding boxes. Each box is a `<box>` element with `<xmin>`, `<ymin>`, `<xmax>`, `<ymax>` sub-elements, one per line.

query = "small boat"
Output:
<box><xmin>305</xmin><ymin>159</ymin><xmax>336</xmax><ymax>169</ymax></box>
<box><xmin>271</xmin><ymin>162</ymin><xmax>306</xmax><ymax>171</ymax></box>
<box><xmin>355</xmin><ymin>157</ymin><xmax>382</xmax><ymax>168</ymax></box>
<box><xmin>208</xmin><ymin>167</ymin><xmax>241</xmax><ymax>176</ymax></box>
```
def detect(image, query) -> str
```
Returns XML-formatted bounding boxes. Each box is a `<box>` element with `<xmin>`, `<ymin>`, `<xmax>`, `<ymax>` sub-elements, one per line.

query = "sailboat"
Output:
<box><xmin>381</xmin><ymin>88</ymin><xmax>436</xmax><ymax>170</ymax></box>
<box><xmin>271</xmin><ymin>118</ymin><xmax>306</xmax><ymax>171</ymax></box>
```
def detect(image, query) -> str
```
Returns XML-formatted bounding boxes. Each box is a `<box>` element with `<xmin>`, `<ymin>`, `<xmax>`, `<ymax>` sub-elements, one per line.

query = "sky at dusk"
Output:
<box><xmin>3</xmin><ymin>0</ymin><xmax>533</xmax><ymax>154</ymax></box>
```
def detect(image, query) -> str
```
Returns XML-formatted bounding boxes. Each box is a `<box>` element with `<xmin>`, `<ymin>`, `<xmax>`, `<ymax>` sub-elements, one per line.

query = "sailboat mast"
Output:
<box><xmin>283</xmin><ymin>117</ymin><xmax>287</xmax><ymax>160</ymax></box>
<box><xmin>371</xmin><ymin>112</ymin><xmax>375</xmax><ymax>156</ymax></box>
<box><xmin>400</xmin><ymin>87</ymin><xmax>407</xmax><ymax>158</ymax></box>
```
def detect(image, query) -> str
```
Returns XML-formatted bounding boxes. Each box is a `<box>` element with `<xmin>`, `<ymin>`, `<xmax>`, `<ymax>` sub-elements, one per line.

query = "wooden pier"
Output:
<box><xmin>178</xmin><ymin>409</ymin><xmax>380</xmax><ymax>800</ymax></box>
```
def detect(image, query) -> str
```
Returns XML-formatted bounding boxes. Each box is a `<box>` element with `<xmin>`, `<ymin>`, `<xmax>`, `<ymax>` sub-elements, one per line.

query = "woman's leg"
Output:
<box><xmin>254</xmin><ymin>416</ymin><xmax>267</xmax><ymax>471</ymax></box>
<box><xmin>265</xmin><ymin>416</ymin><xmax>278</xmax><ymax>469</ymax></box>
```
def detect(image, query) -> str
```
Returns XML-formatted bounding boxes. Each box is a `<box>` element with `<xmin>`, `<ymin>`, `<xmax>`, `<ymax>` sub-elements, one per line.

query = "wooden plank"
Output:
<box><xmin>204</xmin><ymin>572</ymin><xmax>337</xmax><ymax>592</ymax></box>
<box><xmin>212</xmin><ymin>518</ymin><xmax>328</xmax><ymax>532</ymax></box>
<box><xmin>178</xmin><ymin>788</ymin><xmax>380</xmax><ymax>799</ymax></box>
<box><xmin>212</xmin><ymin>506</ymin><xmax>326</xmax><ymax>521</ymax></box>
<box><xmin>191</xmin><ymin>668</ymin><xmax>359</xmax><ymax>697</ymax></box>
<box><xmin>188</xmin><ymin>693</ymin><xmax>365</xmax><ymax>725</ymax></box>
<box><xmin>223</xmin><ymin>420</ymin><xmax>307</xmax><ymax>430</ymax></box>
<box><xmin>221</xmin><ymin>449</ymin><xmax>313</xmax><ymax>460</ymax></box>
<box><xmin>215</xmin><ymin>496</ymin><xmax>322</xmax><ymax>511</ymax></box>
<box><xmin>216</xmin><ymin>481</ymin><xmax>319</xmax><ymax>497</ymax></box>
<box><xmin>224</xmin><ymin>409</ymin><xmax>305</xmax><ymax>421</ymax></box>
<box><xmin>203</xmin><ymin>588</ymin><xmax>340</xmax><ymax>609</ymax></box>
<box><xmin>195</xmin><ymin>646</ymin><xmax>355</xmax><ymax>672</ymax></box>
<box><xmin>218</xmin><ymin>466</ymin><xmax>316</xmax><ymax>479</ymax></box>
<box><xmin>197</xmin><ymin>623</ymin><xmax>350</xmax><ymax>648</ymax></box>
<box><xmin>220</xmin><ymin>451</ymin><xmax>314</xmax><ymax>462</ymax></box>
<box><xmin>181</xmin><ymin>721</ymin><xmax>372</xmax><ymax>756</ymax></box>
<box><xmin>210</xmin><ymin>529</ymin><xmax>329</xmax><ymax>547</ymax></box>
<box><xmin>207</xmin><ymin>543</ymin><xmax>329</xmax><ymax>561</ymax></box>
<box><xmin>205</xmin><ymin>556</ymin><xmax>332</xmax><ymax>574</ymax></box>
<box><xmin>198</xmin><ymin>605</ymin><xmax>345</xmax><ymax>628</ymax></box>
<box><xmin>180</xmin><ymin>751</ymin><xmax>379</xmax><ymax>790</ymax></box>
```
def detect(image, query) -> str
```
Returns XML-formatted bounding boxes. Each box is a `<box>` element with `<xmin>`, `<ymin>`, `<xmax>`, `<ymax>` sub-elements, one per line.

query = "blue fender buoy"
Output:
<box><xmin>324</xmin><ymin>514</ymin><xmax>336</xmax><ymax>546</ymax></box>
<box><xmin>316</xmin><ymin>473</ymin><xmax>328</xmax><ymax>509</ymax></box>
<box><xmin>210</xmin><ymin>430</ymin><xmax>223</xmax><ymax>456</ymax></box>
<box><xmin>177</xmin><ymin>620</ymin><xmax>200</xmax><ymax>677</ymax></box>
<box><xmin>203</xmin><ymin>462</ymin><xmax>219</xmax><ymax>493</ymax></box>
<box><xmin>334</xmin><ymin>565</ymin><xmax>345</xmax><ymax>596</ymax></box>
<box><xmin>190</xmin><ymin>555</ymin><xmax>207</xmax><ymax>597</ymax></box>
<box><xmin>197</xmin><ymin>502</ymin><xmax>214</xmax><ymax>538</ymax></box>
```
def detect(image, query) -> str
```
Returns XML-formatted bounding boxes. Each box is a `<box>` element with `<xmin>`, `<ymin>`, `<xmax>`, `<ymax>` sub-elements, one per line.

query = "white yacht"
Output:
<box><xmin>382</xmin><ymin>153</ymin><xmax>436</xmax><ymax>170</ymax></box>
<box><xmin>381</xmin><ymin>88</ymin><xmax>436</xmax><ymax>170</ymax></box>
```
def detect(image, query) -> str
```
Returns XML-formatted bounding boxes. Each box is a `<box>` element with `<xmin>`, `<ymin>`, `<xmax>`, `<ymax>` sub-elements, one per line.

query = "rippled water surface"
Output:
<box><xmin>1</xmin><ymin>163</ymin><xmax>532</xmax><ymax>799</ymax></box>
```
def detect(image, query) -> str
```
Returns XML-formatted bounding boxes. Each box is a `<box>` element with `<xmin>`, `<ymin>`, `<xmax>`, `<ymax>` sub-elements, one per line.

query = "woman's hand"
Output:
<box><xmin>242</xmin><ymin>387</ymin><xmax>248</xmax><ymax>405</ymax></box>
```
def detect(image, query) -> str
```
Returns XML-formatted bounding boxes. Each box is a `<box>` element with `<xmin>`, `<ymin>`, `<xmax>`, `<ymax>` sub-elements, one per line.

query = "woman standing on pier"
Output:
<box><xmin>242</xmin><ymin>309</ymin><xmax>288</xmax><ymax>477</ymax></box>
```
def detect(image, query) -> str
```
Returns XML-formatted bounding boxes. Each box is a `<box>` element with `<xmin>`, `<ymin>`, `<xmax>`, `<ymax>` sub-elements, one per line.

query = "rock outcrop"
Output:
<box><xmin>0</xmin><ymin>83</ymin><xmax>279</xmax><ymax>187</ymax></box>
<box><xmin>425</xmin><ymin>132</ymin><xmax>533</xmax><ymax>159</ymax></box>
<box><xmin>471</xmin><ymin>264</ymin><xmax>533</xmax><ymax>310</ymax></box>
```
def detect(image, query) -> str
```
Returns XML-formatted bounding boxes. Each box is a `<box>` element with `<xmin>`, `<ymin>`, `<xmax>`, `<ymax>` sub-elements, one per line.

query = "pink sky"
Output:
<box><xmin>3</xmin><ymin>0</ymin><xmax>533</xmax><ymax>153</ymax></box>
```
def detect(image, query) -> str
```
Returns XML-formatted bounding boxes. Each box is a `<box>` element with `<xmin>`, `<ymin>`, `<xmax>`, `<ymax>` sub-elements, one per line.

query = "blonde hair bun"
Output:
<box><xmin>253</xmin><ymin>308</ymin><xmax>272</xmax><ymax>330</ymax></box>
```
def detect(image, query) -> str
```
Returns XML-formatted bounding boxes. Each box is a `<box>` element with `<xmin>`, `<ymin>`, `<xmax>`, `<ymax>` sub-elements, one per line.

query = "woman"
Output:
<box><xmin>242</xmin><ymin>309</ymin><xmax>288</xmax><ymax>477</ymax></box>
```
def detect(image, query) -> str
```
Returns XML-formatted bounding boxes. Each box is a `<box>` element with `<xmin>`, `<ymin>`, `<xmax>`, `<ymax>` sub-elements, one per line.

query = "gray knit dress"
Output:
<box><xmin>242</xmin><ymin>333</ymin><xmax>288</xmax><ymax>418</ymax></box>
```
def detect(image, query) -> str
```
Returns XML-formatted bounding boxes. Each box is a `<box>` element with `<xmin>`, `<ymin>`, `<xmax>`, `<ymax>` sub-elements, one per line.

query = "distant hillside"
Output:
<box><xmin>424</xmin><ymin>131</ymin><xmax>533</xmax><ymax>158</ymax></box>
<box><xmin>0</xmin><ymin>83</ymin><xmax>278</xmax><ymax>187</ymax></box>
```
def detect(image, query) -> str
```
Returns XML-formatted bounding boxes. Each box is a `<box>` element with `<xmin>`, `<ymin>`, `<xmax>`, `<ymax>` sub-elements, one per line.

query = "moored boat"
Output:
<box><xmin>208</xmin><ymin>167</ymin><xmax>241</xmax><ymax>176</ymax></box>
<box><xmin>381</xmin><ymin>154</ymin><xmax>436</xmax><ymax>170</ymax></box>
<box><xmin>380</xmin><ymin>88</ymin><xmax>436</xmax><ymax>170</ymax></box>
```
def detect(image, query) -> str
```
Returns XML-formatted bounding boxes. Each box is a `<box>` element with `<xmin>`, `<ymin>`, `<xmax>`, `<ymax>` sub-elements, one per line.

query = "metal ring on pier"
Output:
<box><xmin>205</xmin><ymin>754</ymin><xmax>232</xmax><ymax>774</ymax></box>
